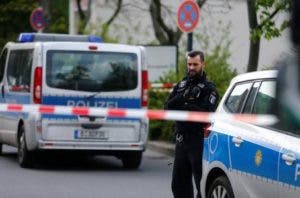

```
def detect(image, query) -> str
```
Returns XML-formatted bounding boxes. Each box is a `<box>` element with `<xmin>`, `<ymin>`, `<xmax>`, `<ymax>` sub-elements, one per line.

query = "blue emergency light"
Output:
<box><xmin>18</xmin><ymin>33</ymin><xmax>35</xmax><ymax>42</ymax></box>
<box><xmin>18</xmin><ymin>33</ymin><xmax>102</xmax><ymax>43</ymax></box>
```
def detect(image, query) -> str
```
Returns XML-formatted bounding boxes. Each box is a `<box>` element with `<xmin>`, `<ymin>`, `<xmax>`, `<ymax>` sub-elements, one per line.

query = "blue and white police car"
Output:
<box><xmin>202</xmin><ymin>70</ymin><xmax>300</xmax><ymax>198</ymax></box>
<box><xmin>0</xmin><ymin>33</ymin><xmax>149</xmax><ymax>168</ymax></box>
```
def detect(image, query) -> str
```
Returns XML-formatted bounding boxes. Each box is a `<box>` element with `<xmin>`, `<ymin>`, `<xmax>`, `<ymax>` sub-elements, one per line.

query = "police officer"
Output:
<box><xmin>165</xmin><ymin>50</ymin><xmax>218</xmax><ymax>198</ymax></box>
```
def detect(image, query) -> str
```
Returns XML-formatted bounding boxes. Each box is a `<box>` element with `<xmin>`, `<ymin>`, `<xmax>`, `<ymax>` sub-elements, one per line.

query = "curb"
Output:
<box><xmin>147</xmin><ymin>141</ymin><xmax>175</xmax><ymax>157</ymax></box>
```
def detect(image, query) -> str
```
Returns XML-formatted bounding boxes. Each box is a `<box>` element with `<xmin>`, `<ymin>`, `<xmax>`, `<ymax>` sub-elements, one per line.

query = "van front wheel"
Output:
<box><xmin>18</xmin><ymin>126</ymin><xmax>34</xmax><ymax>168</ymax></box>
<box><xmin>121</xmin><ymin>151</ymin><xmax>142</xmax><ymax>169</ymax></box>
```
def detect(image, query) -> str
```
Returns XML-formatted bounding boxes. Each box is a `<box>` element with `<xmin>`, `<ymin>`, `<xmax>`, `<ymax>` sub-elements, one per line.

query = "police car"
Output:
<box><xmin>201</xmin><ymin>70</ymin><xmax>300</xmax><ymax>198</ymax></box>
<box><xmin>0</xmin><ymin>33</ymin><xmax>149</xmax><ymax>168</ymax></box>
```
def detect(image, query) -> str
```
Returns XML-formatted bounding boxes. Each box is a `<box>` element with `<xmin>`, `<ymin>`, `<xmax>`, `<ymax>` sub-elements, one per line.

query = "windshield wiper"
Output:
<box><xmin>85</xmin><ymin>91</ymin><xmax>101</xmax><ymax>100</ymax></box>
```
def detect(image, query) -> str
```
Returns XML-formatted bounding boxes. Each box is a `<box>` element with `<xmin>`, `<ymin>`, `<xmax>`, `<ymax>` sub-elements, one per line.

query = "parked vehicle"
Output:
<box><xmin>202</xmin><ymin>70</ymin><xmax>300</xmax><ymax>198</ymax></box>
<box><xmin>0</xmin><ymin>33</ymin><xmax>149</xmax><ymax>169</ymax></box>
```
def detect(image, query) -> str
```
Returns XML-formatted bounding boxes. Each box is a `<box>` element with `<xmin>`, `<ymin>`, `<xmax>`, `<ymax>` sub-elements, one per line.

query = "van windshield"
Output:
<box><xmin>46</xmin><ymin>50</ymin><xmax>138</xmax><ymax>92</ymax></box>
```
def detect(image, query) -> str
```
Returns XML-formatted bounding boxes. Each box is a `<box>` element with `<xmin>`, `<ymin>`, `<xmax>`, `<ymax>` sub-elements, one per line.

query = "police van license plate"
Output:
<box><xmin>74</xmin><ymin>129</ymin><xmax>108</xmax><ymax>140</ymax></box>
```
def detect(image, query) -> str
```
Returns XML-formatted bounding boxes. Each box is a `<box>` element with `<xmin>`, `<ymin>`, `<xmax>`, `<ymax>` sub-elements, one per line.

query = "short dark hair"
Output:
<box><xmin>187</xmin><ymin>50</ymin><xmax>204</xmax><ymax>62</ymax></box>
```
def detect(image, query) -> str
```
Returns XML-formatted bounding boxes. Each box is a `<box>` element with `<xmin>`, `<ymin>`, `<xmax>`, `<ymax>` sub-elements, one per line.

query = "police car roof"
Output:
<box><xmin>230</xmin><ymin>70</ymin><xmax>278</xmax><ymax>85</ymax></box>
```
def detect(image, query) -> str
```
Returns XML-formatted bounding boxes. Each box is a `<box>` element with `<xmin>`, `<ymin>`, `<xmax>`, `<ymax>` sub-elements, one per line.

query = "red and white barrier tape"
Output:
<box><xmin>0</xmin><ymin>104</ymin><xmax>277</xmax><ymax>125</ymax></box>
<box><xmin>150</xmin><ymin>83</ymin><xmax>176</xmax><ymax>89</ymax></box>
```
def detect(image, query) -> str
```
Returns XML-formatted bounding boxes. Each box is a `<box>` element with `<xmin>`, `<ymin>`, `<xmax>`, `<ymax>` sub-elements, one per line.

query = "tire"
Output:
<box><xmin>18</xmin><ymin>125</ymin><xmax>34</xmax><ymax>168</ymax></box>
<box><xmin>0</xmin><ymin>143</ymin><xmax>2</xmax><ymax>155</ymax></box>
<box><xmin>121</xmin><ymin>151</ymin><xmax>142</xmax><ymax>169</ymax></box>
<box><xmin>207</xmin><ymin>176</ymin><xmax>234</xmax><ymax>198</ymax></box>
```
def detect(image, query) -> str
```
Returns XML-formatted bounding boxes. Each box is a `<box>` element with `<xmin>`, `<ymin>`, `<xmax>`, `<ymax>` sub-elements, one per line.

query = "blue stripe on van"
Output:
<box><xmin>41</xmin><ymin>114</ymin><xmax>140</xmax><ymax>121</ymax></box>
<box><xmin>42</xmin><ymin>95</ymin><xmax>141</xmax><ymax>108</ymax></box>
<box><xmin>1</xmin><ymin>92</ymin><xmax>30</xmax><ymax>119</ymax></box>
<box><xmin>41</xmin><ymin>95</ymin><xmax>142</xmax><ymax>121</ymax></box>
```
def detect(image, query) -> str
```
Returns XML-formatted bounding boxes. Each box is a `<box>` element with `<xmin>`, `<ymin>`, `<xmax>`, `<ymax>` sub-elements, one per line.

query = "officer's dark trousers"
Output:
<box><xmin>171</xmin><ymin>132</ymin><xmax>203</xmax><ymax>198</ymax></box>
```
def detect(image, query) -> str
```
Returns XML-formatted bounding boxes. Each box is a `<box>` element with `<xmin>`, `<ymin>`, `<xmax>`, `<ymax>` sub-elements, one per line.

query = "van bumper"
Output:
<box><xmin>38</xmin><ymin>140</ymin><xmax>146</xmax><ymax>151</ymax></box>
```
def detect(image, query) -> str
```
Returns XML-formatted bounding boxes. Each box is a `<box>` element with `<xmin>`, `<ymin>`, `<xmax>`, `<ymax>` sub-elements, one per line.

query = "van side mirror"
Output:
<box><xmin>275</xmin><ymin>55</ymin><xmax>300</xmax><ymax>131</ymax></box>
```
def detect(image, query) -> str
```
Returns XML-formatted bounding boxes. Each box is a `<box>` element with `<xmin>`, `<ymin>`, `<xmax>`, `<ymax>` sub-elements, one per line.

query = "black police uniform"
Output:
<box><xmin>164</xmin><ymin>72</ymin><xmax>218</xmax><ymax>198</ymax></box>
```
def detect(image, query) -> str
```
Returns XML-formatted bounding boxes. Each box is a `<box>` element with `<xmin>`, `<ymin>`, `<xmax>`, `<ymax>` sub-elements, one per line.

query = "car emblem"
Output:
<box><xmin>254</xmin><ymin>150</ymin><xmax>263</xmax><ymax>166</ymax></box>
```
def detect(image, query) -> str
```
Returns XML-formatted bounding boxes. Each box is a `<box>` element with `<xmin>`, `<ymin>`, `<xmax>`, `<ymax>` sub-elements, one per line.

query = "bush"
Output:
<box><xmin>148</xmin><ymin>89</ymin><xmax>175</xmax><ymax>142</ymax></box>
<box><xmin>148</xmin><ymin>29</ymin><xmax>236</xmax><ymax>142</ymax></box>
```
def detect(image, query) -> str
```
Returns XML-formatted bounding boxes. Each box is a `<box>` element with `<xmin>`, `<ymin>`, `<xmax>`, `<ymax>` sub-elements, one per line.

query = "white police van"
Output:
<box><xmin>202</xmin><ymin>70</ymin><xmax>300</xmax><ymax>197</ymax></box>
<box><xmin>0</xmin><ymin>33</ymin><xmax>149</xmax><ymax>168</ymax></box>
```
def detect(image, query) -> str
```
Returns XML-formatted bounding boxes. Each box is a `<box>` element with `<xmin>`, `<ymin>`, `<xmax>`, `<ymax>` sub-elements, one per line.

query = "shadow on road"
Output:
<box><xmin>0</xmin><ymin>148</ymin><xmax>137</xmax><ymax>171</ymax></box>
<box><xmin>34</xmin><ymin>153</ymin><xmax>127</xmax><ymax>171</ymax></box>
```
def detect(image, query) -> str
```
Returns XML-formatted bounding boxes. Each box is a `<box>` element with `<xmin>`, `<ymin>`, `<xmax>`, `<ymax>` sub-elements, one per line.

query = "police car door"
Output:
<box><xmin>1</xmin><ymin>48</ymin><xmax>33</xmax><ymax>145</ymax></box>
<box><xmin>227</xmin><ymin>80</ymin><xmax>279</xmax><ymax>197</ymax></box>
<box><xmin>278</xmin><ymin>133</ymin><xmax>300</xmax><ymax>197</ymax></box>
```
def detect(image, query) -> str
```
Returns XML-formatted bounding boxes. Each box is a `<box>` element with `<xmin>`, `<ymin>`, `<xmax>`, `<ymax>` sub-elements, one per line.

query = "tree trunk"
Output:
<box><xmin>77</xmin><ymin>0</ymin><xmax>92</xmax><ymax>34</ymax></box>
<box><xmin>247</xmin><ymin>0</ymin><xmax>260</xmax><ymax>72</ymax></box>
<box><xmin>149</xmin><ymin>0</ymin><xmax>182</xmax><ymax>45</ymax></box>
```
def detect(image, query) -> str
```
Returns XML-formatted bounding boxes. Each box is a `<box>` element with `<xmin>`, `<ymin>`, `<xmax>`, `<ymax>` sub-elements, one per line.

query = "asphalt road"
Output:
<box><xmin>0</xmin><ymin>145</ymin><xmax>174</xmax><ymax>198</ymax></box>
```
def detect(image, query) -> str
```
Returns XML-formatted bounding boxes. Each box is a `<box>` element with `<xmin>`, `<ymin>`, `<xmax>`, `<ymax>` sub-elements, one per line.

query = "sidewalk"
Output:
<box><xmin>147</xmin><ymin>141</ymin><xmax>175</xmax><ymax>157</ymax></box>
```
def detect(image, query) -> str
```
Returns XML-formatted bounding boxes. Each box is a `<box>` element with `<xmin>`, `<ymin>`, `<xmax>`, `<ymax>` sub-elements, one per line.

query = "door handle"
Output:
<box><xmin>232</xmin><ymin>136</ymin><xmax>244</xmax><ymax>147</ymax></box>
<box><xmin>282</xmin><ymin>153</ymin><xmax>296</xmax><ymax>166</ymax></box>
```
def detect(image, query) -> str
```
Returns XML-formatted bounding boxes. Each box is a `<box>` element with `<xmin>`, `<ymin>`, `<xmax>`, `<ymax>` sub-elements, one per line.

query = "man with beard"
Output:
<box><xmin>165</xmin><ymin>50</ymin><xmax>218</xmax><ymax>198</ymax></box>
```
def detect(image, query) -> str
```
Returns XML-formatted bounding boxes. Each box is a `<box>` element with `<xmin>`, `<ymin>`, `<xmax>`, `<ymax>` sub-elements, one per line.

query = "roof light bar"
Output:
<box><xmin>18</xmin><ymin>33</ymin><xmax>102</xmax><ymax>43</ymax></box>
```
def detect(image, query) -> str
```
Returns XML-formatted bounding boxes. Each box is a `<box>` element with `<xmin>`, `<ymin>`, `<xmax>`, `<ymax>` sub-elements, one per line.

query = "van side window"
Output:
<box><xmin>0</xmin><ymin>49</ymin><xmax>8</xmax><ymax>82</ymax></box>
<box><xmin>225</xmin><ymin>82</ymin><xmax>252</xmax><ymax>113</ymax></box>
<box><xmin>6</xmin><ymin>50</ymin><xmax>33</xmax><ymax>92</ymax></box>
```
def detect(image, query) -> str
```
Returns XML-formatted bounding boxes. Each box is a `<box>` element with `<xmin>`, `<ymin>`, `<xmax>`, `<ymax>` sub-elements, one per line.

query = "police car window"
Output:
<box><xmin>46</xmin><ymin>50</ymin><xmax>138</xmax><ymax>92</ymax></box>
<box><xmin>6</xmin><ymin>50</ymin><xmax>33</xmax><ymax>92</ymax></box>
<box><xmin>243</xmin><ymin>81</ymin><xmax>261</xmax><ymax>113</ymax></box>
<box><xmin>225</xmin><ymin>82</ymin><xmax>252</xmax><ymax>113</ymax></box>
<box><xmin>0</xmin><ymin>49</ymin><xmax>7</xmax><ymax>82</ymax></box>
<box><xmin>252</xmin><ymin>80</ymin><xmax>276</xmax><ymax>114</ymax></box>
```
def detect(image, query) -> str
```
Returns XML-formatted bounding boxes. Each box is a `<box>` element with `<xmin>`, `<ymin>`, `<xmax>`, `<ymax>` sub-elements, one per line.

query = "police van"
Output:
<box><xmin>202</xmin><ymin>70</ymin><xmax>300</xmax><ymax>198</ymax></box>
<box><xmin>0</xmin><ymin>33</ymin><xmax>149</xmax><ymax>168</ymax></box>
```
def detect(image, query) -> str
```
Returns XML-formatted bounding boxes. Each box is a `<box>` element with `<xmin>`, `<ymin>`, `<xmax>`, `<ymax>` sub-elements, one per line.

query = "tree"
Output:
<box><xmin>76</xmin><ymin>0</ymin><xmax>92</xmax><ymax>34</ymax></box>
<box><xmin>149</xmin><ymin>0</ymin><xmax>291</xmax><ymax>72</ymax></box>
<box><xmin>98</xmin><ymin>0</ymin><xmax>123</xmax><ymax>41</ymax></box>
<box><xmin>247</xmin><ymin>0</ymin><xmax>291</xmax><ymax>72</ymax></box>
<box><xmin>0</xmin><ymin>0</ymin><xmax>68</xmax><ymax>49</ymax></box>
<box><xmin>40</xmin><ymin>0</ymin><xmax>68</xmax><ymax>33</ymax></box>
<box><xmin>83</xmin><ymin>0</ymin><xmax>123</xmax><ymax>42</ymax></box>
<box><xmin>0</xmin><ymin>0</ymin><xmax>38</xmax><ymax>49</ymax></box>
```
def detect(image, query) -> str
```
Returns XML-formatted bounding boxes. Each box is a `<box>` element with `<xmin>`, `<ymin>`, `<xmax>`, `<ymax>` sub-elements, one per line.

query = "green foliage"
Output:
<box><xmin>85</xmin><ymin>23</ymin><xmax>119</xmax><ymax>43</ymax></box>
<box><xmin>0</xmin><ymin>0</ymin><xmax>38</xmax><ymax>49</ymax></box>
<box><xmin>148</xmin><ymin>24</ymin><xmax>236</xmax><ymax>141</ymax></box>
<box><xmin>0</xmin><ymin>0</ymin><xmax>68</xmax><ymax>50</ymax></box>
<box><xmin>48</xmin><ymin>0</ymin><xmax>68</xmax><ymax>33</ymax></box>
<box><xmin>148</xmin><ymin>90</ymin><xmax>175</xmax><ymax>142</ymax></box>
<box><xmin>205</xmin><ymin>45</ymin><xmax>237</xmax><ymax>98</ymax></box>
<box><xmin>194</xmin><ymin>23</ymin><xmax>237</xmax><ymax>98</ymax></box>
<box><xmin>251</xmin><ymin>0</ymin><xmax>292</xmax><ymax>42</ymax></box>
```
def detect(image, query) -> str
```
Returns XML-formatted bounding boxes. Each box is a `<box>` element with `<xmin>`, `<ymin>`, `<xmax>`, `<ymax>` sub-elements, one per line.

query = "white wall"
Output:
<box><xmin>87</xmin><ymin>0</ymin><xmax>292</xmax><ymax>73</ymax></box>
